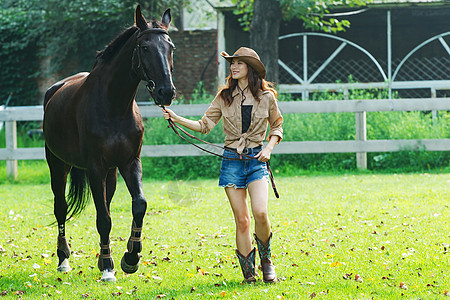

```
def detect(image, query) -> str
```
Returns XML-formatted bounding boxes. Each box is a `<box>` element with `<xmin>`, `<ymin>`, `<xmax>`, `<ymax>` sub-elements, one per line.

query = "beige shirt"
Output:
<box><xmin>198</xmin><ymin>88</ymin><xmax>283</xmax><ymax>154</ymax></box>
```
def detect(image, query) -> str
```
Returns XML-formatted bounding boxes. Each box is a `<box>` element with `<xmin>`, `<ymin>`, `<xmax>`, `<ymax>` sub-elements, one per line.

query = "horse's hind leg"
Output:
<box><xmin>119</xmin><ymin>157</ymin><xmax>147</xmax><ymax>274</ymax></box>
<box><xmin>45</xmin><ymin>146</ymin><xmax>72</xmax><ymax>272</ymax></box>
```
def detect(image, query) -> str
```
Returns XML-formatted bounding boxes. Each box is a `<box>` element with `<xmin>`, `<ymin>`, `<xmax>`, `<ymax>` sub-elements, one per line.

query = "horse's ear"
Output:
<box><xmin>135</xmin><ymin>5</ymin><xmax>148</xmax><ymax>30</ymax></box>
<box><xmin>161</xmin><ymin>8</ymin><xmax>172</xmax><ymax>29</ymax></box>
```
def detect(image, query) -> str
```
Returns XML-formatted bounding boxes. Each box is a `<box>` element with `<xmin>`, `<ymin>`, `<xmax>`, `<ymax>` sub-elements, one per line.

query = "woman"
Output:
<box><xmin>162</xmin><ymin>47</ymin><xmax>283</xmax><ymax>283</ymax></box>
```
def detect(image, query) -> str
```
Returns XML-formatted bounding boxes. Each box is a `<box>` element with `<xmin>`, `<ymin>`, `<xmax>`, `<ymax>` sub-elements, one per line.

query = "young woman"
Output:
<box><xmin>162</xmin><ymin>47</ymin><xmax>283</xmax><ymax>283</ymax></box>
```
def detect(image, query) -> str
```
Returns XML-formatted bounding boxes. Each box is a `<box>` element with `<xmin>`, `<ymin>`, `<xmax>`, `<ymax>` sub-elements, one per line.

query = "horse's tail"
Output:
<box><xmin>66</xmin><ymin>167</ymin><xmax>91</xmax><ymax>221</ymax></box>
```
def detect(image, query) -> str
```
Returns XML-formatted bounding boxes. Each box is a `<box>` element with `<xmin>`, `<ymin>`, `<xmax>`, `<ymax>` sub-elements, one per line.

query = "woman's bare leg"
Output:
<box><xmin>248</xmin><ymin>179</ymin><xmax>271</xmax><ymax>242</ymax></box>
<box><xmin>225</xmin><ymin>187</ymin><xmax>252</xmax><ymax>255</ymax></box>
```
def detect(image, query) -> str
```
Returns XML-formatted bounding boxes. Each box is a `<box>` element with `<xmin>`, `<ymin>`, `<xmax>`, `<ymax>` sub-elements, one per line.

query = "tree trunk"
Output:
<box><xmin>249</xmin><ymin>0</ymin><xmax>282</xmax><ymax>83</ymax></box>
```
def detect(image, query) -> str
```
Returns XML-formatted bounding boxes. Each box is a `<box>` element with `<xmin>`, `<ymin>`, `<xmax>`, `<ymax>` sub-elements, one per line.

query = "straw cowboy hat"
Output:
<box><xmin>221</xmin><ymin>47</ymin><xmax>266</xmax><ymax>79</ymax></box>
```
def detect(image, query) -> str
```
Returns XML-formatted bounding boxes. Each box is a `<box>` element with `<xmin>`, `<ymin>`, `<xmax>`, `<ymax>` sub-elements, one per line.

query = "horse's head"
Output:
<box><xmin>133</xmin><ymin>5</ymin><xmax>176</xmax><ymax>106</ymax></box>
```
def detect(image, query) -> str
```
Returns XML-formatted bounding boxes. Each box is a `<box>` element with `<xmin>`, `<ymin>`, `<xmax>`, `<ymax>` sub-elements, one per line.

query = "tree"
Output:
<box><xmin>233</xmin><ymin>0</ymin><xmax>370</xmax><ymax>82</ymax></box>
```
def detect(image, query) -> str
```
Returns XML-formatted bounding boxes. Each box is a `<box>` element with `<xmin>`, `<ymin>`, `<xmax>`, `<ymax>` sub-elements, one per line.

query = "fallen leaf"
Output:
<box><xmin>443</xmin><ymin>290</ymin><xmax>450</xmax><ymax>297</ymax></box>
<box><xmin>190</xmin><ymin>286</ymin><xmax>196</xmax><ymax>293</ymax></box>
<box><xmin>330</xmin><ymin>261</ymin><xmax>342</xmax><ymax>267</ymax></box>
<box><xmin>399</xmin><ymin>282</ymin><xmax>408</xmax><ymax>290</ymax></box>
<box><xmin>220</xmin><ymin>291</ymin><xmax>226</xmax><ymax>297</ymax></box>
<box><xmin>310</xmin><ymin>292</ymin><xmax>316</xmax><ymax>298</ymax></box>
<box><xmin>156</xmin><ymin>294</ymin><xmax>166</xmax><ymax>298</ymax></box>
<box><xmin>355</xmin><ymin>274</ymin><xmax>363</xmax><ymax>283</ymax></box>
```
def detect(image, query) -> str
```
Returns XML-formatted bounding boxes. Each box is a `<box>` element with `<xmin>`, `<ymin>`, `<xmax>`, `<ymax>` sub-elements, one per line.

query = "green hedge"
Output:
<box><xmin>140</xmin><ymin>88</ymin><xmax>449</xmax><ymax>179</ymax></box>
<box><xmin>1</xmin><ymin>88</ymin><xmax>448</xmax><ymax>180</ymax></box>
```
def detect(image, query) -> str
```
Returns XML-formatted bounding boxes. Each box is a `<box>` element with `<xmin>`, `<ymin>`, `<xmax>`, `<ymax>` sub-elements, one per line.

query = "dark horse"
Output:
<box><xmin>43</xmin><ymin>5</ymin><xmax>175</xmax><ymax>282</ymax></box>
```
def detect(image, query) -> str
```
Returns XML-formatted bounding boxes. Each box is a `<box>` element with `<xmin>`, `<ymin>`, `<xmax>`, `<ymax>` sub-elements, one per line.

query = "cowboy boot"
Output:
<box><xmin>255</xmin><ymin>233</ymin><xmax>277</xmax><ymax>283</ymax></box>
<box><xmin>235</xmin><ymin>248</ymin><xmax>257</xmax><ymax>283</ymax></box>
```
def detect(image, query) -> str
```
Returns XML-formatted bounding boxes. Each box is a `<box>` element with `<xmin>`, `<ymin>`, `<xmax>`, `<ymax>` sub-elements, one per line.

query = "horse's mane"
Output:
<box><xmin>94</xmin><ymin>20</ymin><xmax>167</xmax><ymax>67</ymax></box>
<box><xmin>94</xmin><ymin>26</ymin><xmax>139</xmax><ymax>66</ymax></box>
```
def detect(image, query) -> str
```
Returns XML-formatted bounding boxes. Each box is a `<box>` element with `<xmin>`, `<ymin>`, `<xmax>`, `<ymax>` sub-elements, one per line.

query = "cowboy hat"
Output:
<box><xmin>221</xmin><ymin>47</ymin><xmax>266</xmax><ymax>79</ymax></box>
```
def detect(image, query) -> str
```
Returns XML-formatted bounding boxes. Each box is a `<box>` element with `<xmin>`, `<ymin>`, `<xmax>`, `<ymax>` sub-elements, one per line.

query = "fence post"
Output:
<box><xmin>355</xmin><ymin>111</ymin><xmax>367</xmax><ymax>170</ymax></box>
<box><xmin>5</xmin><ymin>120</ymin><xmax>18</xmax><ymax>179</ymax></box>
<box><xmin>431</xmin><ymin>87</ymin><xmax>437</xmax><ymax>126</ymax></box>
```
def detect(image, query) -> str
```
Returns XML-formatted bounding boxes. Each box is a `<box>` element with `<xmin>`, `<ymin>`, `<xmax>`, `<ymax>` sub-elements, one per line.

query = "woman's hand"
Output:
<box><xmin>255</xmin><ymin>135</ymin><xmax>280</xmax><ymax>162</ymax></box>
<box><xmin>255</xmin><ymin>147</ymin><xmax>272</xmax><ymax>162</ymax></box>
<box><xmin>162</xmin><ymin>107</ymin><xmax>178</xmax><ymax>122</ymax></box>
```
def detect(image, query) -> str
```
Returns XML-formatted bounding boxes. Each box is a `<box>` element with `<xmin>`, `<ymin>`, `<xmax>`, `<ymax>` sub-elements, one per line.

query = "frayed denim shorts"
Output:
<box><xmin>218</xmin><ymin>146</ymin><xmax>269</xmax><ymax>189</ymax></box>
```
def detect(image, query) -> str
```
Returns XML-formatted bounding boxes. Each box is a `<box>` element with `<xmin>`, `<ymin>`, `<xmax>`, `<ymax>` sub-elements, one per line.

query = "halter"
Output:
<box><xmin>134</xmin><ymin>27</ymin><xmax>170</xmax><ymax>97</ymax></box>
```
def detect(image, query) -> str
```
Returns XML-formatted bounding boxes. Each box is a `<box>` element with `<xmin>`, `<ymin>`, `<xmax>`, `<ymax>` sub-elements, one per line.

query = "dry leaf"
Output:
<box><xmin>399</xmin><ymin>282</ymin><xmax>408</xmax><ymax>290</ymax></box>
<box><xmin>355</xmin><ymin>274</ymin><xmax>363</xmax><ymax>283</ymax></box>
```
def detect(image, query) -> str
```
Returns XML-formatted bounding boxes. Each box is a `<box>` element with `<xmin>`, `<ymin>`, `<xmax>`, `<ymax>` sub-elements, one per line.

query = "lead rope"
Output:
<box><xmin>160</xmin><ymin>106</ymin><xmax>279</xmax><ymax>198</ymax></box>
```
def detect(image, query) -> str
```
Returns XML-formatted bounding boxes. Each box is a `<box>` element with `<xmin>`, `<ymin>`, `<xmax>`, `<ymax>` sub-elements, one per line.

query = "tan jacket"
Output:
<box><xmin>198</xmin><ymin>88</ymin><xmax>283</xmax><ymax>153</ymax></box>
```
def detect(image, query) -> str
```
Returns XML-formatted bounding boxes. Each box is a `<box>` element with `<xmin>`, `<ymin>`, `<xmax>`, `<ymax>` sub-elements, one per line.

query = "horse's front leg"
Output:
<box><xmin>119</xmin><ymin>157</ymin><xmax>147</xmax><ymax>274</ymax></box>
<box><xmin>88</xmin><ymin>168</ymin><xmax>116</xmax><ymax>282</ymax></box>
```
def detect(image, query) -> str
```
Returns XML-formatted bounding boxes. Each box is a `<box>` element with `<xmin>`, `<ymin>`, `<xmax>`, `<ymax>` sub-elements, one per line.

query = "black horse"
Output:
<box><xmin>43</xmin><ymin>5</ymin><xmax>175</xmax><ymax>282</ymax></box>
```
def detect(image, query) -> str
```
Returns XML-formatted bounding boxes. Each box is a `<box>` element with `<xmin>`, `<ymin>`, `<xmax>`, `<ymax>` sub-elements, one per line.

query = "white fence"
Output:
<box><xmin>1</xmin><ymin>98</ymin><xmax>450</xmax><ymax>179</ymax></box>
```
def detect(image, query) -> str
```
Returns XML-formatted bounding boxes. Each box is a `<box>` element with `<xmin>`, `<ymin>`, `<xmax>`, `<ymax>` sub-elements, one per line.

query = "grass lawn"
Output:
<box><xmin>0</xmin><ymin>173</ymin><xmax>449</xmax><ymax>299</ymax></box>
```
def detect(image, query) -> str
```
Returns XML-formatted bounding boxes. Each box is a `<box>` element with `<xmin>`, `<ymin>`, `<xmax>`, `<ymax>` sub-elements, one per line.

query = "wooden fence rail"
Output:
<box><xmin>1</xmin><ymin>98</ymin><xmax>450</xmax><ymax>179</ymax></box>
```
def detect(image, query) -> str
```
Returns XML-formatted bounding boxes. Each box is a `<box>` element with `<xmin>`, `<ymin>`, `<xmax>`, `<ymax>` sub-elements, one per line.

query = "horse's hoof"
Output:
<box><xmin>120</xmin><ymin>252</ymin><xmax>140</xmax><ymax>274</ymax></box>
<box><xmin>101</xmin><ymin>269</ymin><xmax>116</xmax><ymax>282</ymax></box>
<box><xmin>57</xmin><ymin>258</ymin><xmax>72</xmax><ymax>272</ymax></box>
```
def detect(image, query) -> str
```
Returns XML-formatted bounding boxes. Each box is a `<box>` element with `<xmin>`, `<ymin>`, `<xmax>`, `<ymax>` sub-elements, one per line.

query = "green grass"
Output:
<box><xmin>0</xmin><ymin>173</ymin><xmax>449</xmax><ymax>299</ymax></box>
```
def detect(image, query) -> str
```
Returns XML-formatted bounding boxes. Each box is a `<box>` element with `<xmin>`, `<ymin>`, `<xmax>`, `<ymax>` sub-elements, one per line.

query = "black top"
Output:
<box><xmin>241</xmin><ymin>105</ymin><xmax>253</xmax><ymax>133</ymax></box>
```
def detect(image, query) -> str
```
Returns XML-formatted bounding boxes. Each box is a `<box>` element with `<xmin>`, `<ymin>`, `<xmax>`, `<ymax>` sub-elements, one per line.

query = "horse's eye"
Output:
<box><xmin>142</xmin><ymin>46</ymin><xmax>149</xmax><ymax>52</ymax></box>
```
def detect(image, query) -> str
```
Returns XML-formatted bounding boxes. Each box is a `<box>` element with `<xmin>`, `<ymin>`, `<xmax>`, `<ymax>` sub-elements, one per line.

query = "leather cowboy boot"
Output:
<box><xmin>255</xmin><ymin>233</ymin><xmax>277</xmax><ymax>283</ymax></box>
<box><xmin>235</xmin><ymin>248</ymin><xmax>257</xmax><ymax>283</ymax></box>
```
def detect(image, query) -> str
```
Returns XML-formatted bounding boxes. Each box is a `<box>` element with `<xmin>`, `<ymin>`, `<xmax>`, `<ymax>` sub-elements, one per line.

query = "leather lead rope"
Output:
<box><xmin>160</xmin><ymin>106</ymin><xmax>280</xmax><ymax>198</ymax></box>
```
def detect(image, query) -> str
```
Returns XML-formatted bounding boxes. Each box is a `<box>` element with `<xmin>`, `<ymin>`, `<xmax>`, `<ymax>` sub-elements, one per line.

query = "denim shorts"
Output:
<box><xmin>218</xmin><ymin>146</ymin><xmax>269</xmax><ymax>189</ymax></box>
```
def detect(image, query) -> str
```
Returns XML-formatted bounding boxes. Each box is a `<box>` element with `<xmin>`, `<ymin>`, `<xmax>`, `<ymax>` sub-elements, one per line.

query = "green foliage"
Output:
<box><xmin>232</xmin><ymin>0</ymin><xmax>254</xmax><ymax>32</ymax></box>
<box><xmin>232</xmin><ymin>0</ymin><xmax>370</xmax><ymax>33</ymax></box>
<box><xmin>0</xmin><ymin>174</ymin><xmax>449</xmax><ymax>298</ymax></box>
<box><xmin>0</xmin><ymin>3</ymin><xmax>43</xmax><ymax>105</ymax></box>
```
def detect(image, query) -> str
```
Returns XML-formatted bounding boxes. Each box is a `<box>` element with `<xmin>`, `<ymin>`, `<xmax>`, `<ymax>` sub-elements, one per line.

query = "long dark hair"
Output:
<box><xmin>219</xmin><ymin>63</ymin><xmax>277</xmax><ymax>106</ymax></box>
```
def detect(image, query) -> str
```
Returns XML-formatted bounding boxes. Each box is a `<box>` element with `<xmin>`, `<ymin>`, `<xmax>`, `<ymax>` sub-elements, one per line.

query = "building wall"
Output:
<box><xmin>171</xmin><ymin>30</ymin><xmax>218</xmax><ymax>100</ymax></box>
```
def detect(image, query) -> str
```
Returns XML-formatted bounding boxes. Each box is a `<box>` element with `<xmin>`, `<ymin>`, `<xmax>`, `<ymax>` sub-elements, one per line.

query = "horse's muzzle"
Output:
<box><xmin>155</xmin><ymin>86</ymin><xmax>175</xmax><ymax>106</ymax></box>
